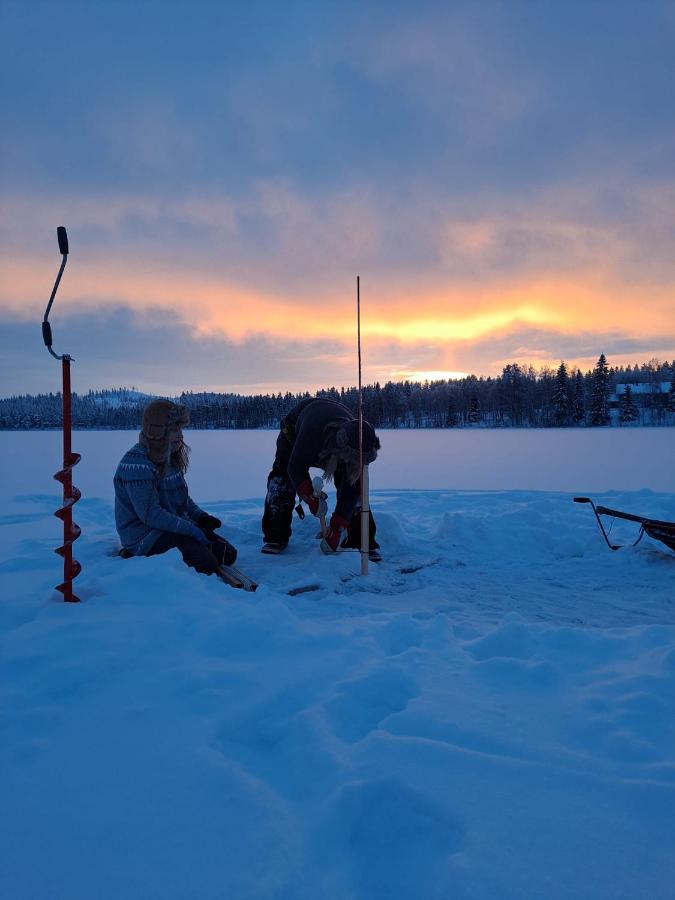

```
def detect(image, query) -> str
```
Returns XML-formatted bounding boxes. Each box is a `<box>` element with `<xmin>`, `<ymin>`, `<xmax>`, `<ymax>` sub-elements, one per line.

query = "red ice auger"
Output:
<box><xmin>42</xmin><ymin>226</ymin><xmax>82</xmax><ymax>602</ymax></box>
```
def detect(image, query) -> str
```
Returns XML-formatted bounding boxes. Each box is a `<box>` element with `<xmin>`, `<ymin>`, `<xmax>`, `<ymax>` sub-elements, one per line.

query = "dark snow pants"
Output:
<box><xmin>261</xmin><ymin>431</ymin><xmax>378</xmax><ymax>549</ymax></box>
<box><xmin>147</xmin><ymin>529</ymin><xmax>237</xmax><ymax>575</ymax></box>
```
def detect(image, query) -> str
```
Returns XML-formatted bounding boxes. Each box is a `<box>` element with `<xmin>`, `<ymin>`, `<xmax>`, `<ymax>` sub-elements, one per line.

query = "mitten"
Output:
<box><xmin>199</xmin><ymin>513</ymin><xmax>222</xmax><ymax>530</ymax></box>
<box><xmin>320</xmin><ymin>514</ymin><xmax>350</xmax><ymax>554</ymax></box>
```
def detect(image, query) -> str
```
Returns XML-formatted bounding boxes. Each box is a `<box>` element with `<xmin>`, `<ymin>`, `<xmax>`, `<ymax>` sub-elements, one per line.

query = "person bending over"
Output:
<box><xmin>262</xmin><ymin>397</ymin><xmax>381</xmax><ymax>558</ymax></box>
<box><xmin>115</xmin><ymin>399</ymin><xmax>237</xmax><ymax>575</ymax></box>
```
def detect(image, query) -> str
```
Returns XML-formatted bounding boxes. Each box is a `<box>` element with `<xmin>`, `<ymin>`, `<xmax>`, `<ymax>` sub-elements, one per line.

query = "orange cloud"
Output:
<box><xmin>2</xmin><ymin>179</ymin><xmax>674</xmax><ymax>382</ymax></box>
<box><xmin>2</xmin><ymin>254</ymin><xmax>673</xmax><ymax>351</ymax></box>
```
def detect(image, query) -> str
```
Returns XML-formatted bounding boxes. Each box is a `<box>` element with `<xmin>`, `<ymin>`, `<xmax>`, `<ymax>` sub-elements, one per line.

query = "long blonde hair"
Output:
<box><xmin>171</xmin><ymin>440</ymin><xmax>190</xmax><ymax>475</ymax></box>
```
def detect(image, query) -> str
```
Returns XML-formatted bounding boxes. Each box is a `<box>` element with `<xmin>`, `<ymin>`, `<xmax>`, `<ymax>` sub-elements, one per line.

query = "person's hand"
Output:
<box><xmin>321</xmin><ymin>514</ymin><xmax>349</xmax><ymax>553</ymax></box>
<box><xmin>199</xmin><ymin>513</ymin><xmax>222</xmax><ymax>530</ymax></box>
<box><xmin>211</xmin><ymin>536</ymin><xmax>237</xmax><ymax>567</ymax></box>
<box><xmin>297</xmin><ymin>480</ymin><xmax>327</xmax><ymax>518</ymax></box>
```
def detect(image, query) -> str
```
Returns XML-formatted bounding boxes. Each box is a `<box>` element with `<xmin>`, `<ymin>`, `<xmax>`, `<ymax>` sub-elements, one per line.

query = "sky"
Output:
<box><xmin>1</xmin><ymin>0</ymin><xmax>674</xmax><ymax>396</ymax></box>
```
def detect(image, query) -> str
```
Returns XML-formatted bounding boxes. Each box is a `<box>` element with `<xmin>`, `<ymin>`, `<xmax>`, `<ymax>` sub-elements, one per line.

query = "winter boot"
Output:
<box><xmin>261</xmin><ymin>541</ymin><xmax>288</xmax><ymax>555</ymax></box>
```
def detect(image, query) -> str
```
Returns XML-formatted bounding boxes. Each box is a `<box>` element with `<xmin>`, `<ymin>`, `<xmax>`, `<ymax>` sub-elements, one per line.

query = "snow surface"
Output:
<box><xmin>2</xmin><ymin>431</ymin><xmax>675</xmax><ymax>899</ymax></box>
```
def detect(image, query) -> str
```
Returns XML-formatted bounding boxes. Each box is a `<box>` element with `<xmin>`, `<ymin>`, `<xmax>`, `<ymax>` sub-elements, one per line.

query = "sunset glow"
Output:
<box><xmin>2</xmin><ymin>254</ymin><xmax>671</xmax><ymax>343</ymax></box>
<box><xmin>389</xmin><ymin>370</ymin><xmax>470</xmax><ymax>383</ymax></box>
<box><xmin>2</xmin><ymin>242</ymin><xmax>674</xmax><ymax>393</ymax></box>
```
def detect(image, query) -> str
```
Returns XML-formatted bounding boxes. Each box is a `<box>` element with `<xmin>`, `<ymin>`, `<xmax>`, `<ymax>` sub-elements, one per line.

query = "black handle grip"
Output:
<box><xmin>57</xmin><ymin>226</ymin><xmax>69</xmax><ymax>255</ymax></box>
<box><xmin>42</xmin><ymin>321</ymin><xmax>53</xmax><ymax>347</ymax></box>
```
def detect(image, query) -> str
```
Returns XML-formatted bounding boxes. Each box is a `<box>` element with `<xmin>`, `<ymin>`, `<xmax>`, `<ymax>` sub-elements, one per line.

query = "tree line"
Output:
<box><xmin>2</xmin><ymin>356</ymin><xmax>674</xmax><ymax>430</ymax></box>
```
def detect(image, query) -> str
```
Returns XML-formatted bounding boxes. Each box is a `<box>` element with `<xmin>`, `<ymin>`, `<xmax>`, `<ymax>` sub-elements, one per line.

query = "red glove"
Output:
<box><xmin>297</xmin><ymin>479</ymin><xmax>320</xmax><ymax>516</ymax></box>
<box><xmin>321</xmin><ymin>514</ymin><xmax>350</xmax><ymax>553</ymax></box>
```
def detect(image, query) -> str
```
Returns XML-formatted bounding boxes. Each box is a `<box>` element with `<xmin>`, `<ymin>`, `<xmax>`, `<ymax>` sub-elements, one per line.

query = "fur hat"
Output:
<box><xmin>319</xmin><ymin>417</ymin><xmax>380</xmax><ymax>484</ymax></box>
<box><xmin>335</xmin><ymin>419</ymin><xmax>380</xmax><ymax>463</ymax></box>
<box><xmin>140</xmin><ymin>400</ymin><xmax>189</xmax><ymax>466</ymax></box>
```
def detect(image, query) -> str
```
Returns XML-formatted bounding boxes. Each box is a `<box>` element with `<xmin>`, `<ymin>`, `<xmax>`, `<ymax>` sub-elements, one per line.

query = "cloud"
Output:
<box><xmin>341</xmin><ymin>4</ymin><xmax>541</xmax><ymax>138</ymax></box>
<box><xmin>453</xmin><ymin>326</ymin><xmax>675</xmax><ymax>375</ymax></box>
<box><xmin>93</xmin><ymin>101</ymin><xmax>203</xmax><ymax>173</ymax></box>
<box><xmin>2</xmin><ymin>177</ymin><xmax>674</xmax><ymax>381</ymax></box>
<box><xmin>2</xmin><ymin>306</ymin><xmax>672</xmax><ymax>400</ymax></box>
<box><xmin>9</xmin><ymin>170</ymin><xmax>675</xmax><ymax>274</ymax></box>
<box><xmin>0</xmin><ymin>308</ymin><xmax>363</xmax><ymax>397</ymax></box>
<box><xmin>4</xmin><ymin>175</ymin><xmax>675</xmax><ymax>289</ymax></box>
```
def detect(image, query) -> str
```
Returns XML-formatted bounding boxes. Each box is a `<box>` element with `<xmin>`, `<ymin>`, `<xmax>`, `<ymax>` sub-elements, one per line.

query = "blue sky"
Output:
<box><xmin>1</xmin><ymin>0</ymin><xmax>674</xmax><ymax>394</ymax></box>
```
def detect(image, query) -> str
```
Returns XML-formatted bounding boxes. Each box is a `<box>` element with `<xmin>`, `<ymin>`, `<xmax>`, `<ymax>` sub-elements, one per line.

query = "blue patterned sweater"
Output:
<box><xmin>114</xmin><ymin>442</ymin><xmax>208</xmax><ymax>555</ymax></box>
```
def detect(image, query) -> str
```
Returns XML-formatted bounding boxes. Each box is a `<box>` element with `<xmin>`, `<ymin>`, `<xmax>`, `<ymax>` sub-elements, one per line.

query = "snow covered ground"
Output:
<box><xmin>1</xmin><ymin>430</ymin><xmax>675</xmax><ymax>899</ymax></box>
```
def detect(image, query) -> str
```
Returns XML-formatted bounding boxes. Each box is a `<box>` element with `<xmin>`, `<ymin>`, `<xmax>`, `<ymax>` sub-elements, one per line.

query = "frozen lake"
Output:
<box><xmin>2</xmin><ymin>427</ymin><xmax>673</xmax><ymax>503</ymax></box>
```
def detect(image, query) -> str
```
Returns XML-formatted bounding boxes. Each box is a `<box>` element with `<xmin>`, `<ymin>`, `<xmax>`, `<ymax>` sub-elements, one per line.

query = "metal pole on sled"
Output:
<box><xmin>42</xmin><ymin>227</ymin><xmax>82</xmax><ymax>602</ymax></box>
<box><xmin>357</xmin><ymin>275</ymin><xmax>369</xmax><ymax>576</ymax></box>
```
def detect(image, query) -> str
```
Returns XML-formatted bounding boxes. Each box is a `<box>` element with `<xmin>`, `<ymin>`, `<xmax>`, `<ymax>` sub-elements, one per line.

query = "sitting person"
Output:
<box><xmin>261</xmin><ymin>397</ymin><xmax>381</xmax><ymax>558</ymax></box>
<box><xmin>114</xmin><ymin>399</ymin><xmax>236</xmax><ymax>575</ymax></box>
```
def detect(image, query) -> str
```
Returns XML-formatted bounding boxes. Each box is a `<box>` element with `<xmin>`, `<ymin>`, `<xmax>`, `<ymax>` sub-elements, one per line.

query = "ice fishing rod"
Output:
<box><xmin>42</xmin><ymin>226</ymin><xmax>82</xmax><ymax>602</ymax></box>
<box><xmin>357</xmin><ymin>275</ymin><xmax>370</xmax><ymax>577</ymax></box>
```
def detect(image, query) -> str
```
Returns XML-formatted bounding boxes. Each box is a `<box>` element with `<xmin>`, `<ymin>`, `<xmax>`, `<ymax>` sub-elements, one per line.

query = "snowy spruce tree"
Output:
<box><xmin>552</xmin><ymin>361</ymin><xmax>570</xmax><ymax>426</ymax></box>
<box><xmin>618</xmin><ymin>385</ymin><xmax>639</xmax><ymax>425</ymax></box>
<box><xmin>446</xmin><ymin>395</ymin><xmax>458</xmax><ymax>427</ymax></box>
<box><xmin>669</xmin><ymin>371</ymin><xmax>675</xmax><ymax>414</ymax></box>
<box><xmin>501</xmin><ymin>363</ymin><xmax>524</xmax><ymax>425</ymax></box>
<box><xmin>571</xmin><ymin>370</ymin><xmax>585</xmax><ymax>424</ymax></box>
<box><xmin>590</xmin><ymin>353</ymin><xmax>611</xmax><ymax>426</ymax></box>
<box><xmin>468</xmin><ymin>395</ymin><xmax>481</xmax><ymax>425</ymax></box>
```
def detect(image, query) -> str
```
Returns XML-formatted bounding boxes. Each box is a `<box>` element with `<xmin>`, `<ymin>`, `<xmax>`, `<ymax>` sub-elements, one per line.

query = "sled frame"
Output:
<box><xmin>574</xmin><ymin>497</ymin><xmax>675</xmax><ymax>552</ymax></box>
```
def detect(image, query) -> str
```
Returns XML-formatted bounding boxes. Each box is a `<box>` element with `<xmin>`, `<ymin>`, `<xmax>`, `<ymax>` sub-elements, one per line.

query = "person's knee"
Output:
<box><xmin>266</xmin><ymin>475</ymin><xmax>295</xmax><ymax>506</ymax></box>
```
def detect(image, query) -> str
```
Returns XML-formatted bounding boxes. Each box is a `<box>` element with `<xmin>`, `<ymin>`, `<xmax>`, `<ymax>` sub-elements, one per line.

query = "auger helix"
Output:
<box><xmin>42</xmin><ymin>227</ymin><xmax>81</xmax><ymax>602</ymax></box>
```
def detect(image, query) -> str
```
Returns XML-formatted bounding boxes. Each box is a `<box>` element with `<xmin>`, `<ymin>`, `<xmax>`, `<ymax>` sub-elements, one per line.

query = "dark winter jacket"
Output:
<box><xmin>281</xmin><ymin>398</ymin><xmax>364</xmax><ymax>520</ymax></box>
<box><xmin>114</xmin><ymin>443</ymin><xmax>208</xmax><ymax>555</ymax></box>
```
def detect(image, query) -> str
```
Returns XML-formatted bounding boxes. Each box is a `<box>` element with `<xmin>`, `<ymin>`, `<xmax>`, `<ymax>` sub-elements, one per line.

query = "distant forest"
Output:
<box><xmin>2</xmin><ymin>356</ymin><xmax>674</xmax><ymax>430</ymax></box>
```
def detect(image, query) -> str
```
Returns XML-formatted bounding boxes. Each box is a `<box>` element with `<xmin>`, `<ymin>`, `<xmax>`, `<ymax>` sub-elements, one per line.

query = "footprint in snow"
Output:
<box><xmin>324</xmin><ymin>668</ymin><xmax>419</xmax><ymax>743</ymax></box>
<box><xmin>334</xmin><ymin>777</ymin><xmax>464</xmax><ymax>899</ymax></box>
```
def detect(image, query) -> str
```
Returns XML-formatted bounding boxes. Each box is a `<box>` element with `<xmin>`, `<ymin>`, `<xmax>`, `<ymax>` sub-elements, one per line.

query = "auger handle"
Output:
<box><xmin>43</xmin><ymin>226</ymin><xmax>72</xmax><ymax>361</ymax></box>
<box><xmin>57</xmin><ymin>226</ymin><xmax>69</xmax><ymax>255</ymax></box>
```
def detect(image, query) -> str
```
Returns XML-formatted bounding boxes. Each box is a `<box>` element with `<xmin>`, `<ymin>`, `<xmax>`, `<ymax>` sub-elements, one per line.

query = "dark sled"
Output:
<box><xmin>574</xmin><ymin>497</ymin><xmax>675</xmax><ymax>553</ymax></box>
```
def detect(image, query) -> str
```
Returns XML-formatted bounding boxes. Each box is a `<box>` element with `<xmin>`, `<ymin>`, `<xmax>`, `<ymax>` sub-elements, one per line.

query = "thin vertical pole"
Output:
<box><xmin>358</xmin><ymin>276</ymin><xmax>362</xmax><ymax>456</ymax></box>
<box><xmin>358</xmin><ymin>276</ymin><xmax>369</xmax><ymax>576</ymax></box>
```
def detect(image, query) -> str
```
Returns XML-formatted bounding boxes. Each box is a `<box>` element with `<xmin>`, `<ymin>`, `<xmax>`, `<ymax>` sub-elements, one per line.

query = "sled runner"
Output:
<box><xmin>574</xmin><ymin>497</ymin><xmax>675</xmax><ymax>553</ymax></box>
